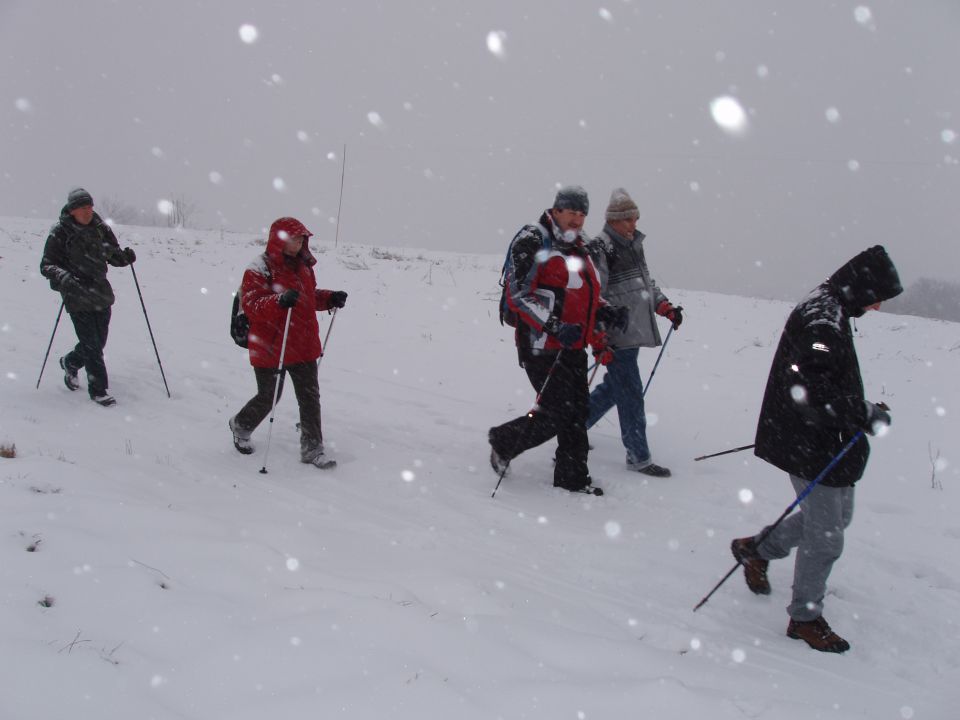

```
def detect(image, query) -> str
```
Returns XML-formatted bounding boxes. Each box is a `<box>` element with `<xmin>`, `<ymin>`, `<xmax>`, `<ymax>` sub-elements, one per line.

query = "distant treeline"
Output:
<box><xmin>884</xmin><ymin>277</ymin><xmax>960</xmax><ymax>323</ymax></box>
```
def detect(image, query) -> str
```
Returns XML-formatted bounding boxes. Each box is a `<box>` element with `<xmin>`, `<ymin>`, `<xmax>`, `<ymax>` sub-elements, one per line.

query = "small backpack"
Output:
<box><xmin>498</xmin><ymin>223</ymin><xmax>550</xmax><ymax>327</ymax></box>
<box><xmin>230</xmin><ymin>291</ymin><xmax>249</xmax><ymax>348</ymax></box>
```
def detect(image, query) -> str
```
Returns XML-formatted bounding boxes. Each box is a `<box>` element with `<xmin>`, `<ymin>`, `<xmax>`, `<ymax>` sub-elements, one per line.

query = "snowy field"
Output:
<box><xmin>1</xmin><ymin>215</ymin><xmax>958</xmax><ymax>720</ymax></box>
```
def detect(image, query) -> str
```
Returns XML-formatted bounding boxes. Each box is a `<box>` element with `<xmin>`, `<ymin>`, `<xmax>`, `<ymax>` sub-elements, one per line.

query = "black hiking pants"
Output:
<box><xmin>64</xmin><ymin>308</ymin><xmax>111</xmax><ymax>398</ymax></box>
<box><xmin>489</xmin><ymin>348</ymin><xmax>590</xmax><ymax>488</ymax></box>
<box><xmin>234</xmin><ymin>360</ymin><xmax>323</xmax><ymax>460</ymax></box>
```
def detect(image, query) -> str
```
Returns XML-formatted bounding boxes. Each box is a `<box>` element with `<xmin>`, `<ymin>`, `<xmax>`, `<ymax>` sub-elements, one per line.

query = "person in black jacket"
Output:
<box><xmin>731</xmin><ymin>245</ymin><xmax>902</xmax><ymax>653</ymax></box>
<box><xmin>40</xmin><ymin>188</ymin><xmax>136</xmax><ymax>406</ymax></box>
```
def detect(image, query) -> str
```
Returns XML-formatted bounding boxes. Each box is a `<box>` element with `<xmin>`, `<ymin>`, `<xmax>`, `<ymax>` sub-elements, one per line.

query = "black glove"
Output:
<box><xmin>60</xmin><ymin>273</ymin><xmax>82</xmax><ymax>292</ymax></box>
<box><xmin>597</xmin><ymin>305</ymin><xmax>629</xmax><ymax>333</ymax></box>
<box><xmin>278</xmin><ymin>289</ymin><xmax>300</xmax><ymax>309</ymax></box>
<box><xmin>864</xmin><ymin>401</ymin><xmax>891</xmax><ymax>436</ymax></box>
<box><xmin>123</xmin><ymin>247</ymin><xmax>136</xmax><ymax>264</ymax></box>
<box><xmin>544</xmin><ymin>318</ymin><xmax>582</xmax><ymax>349</ymax></box>
<box><xmin>329</xmin><ymin>290</ymin><xmax>348</xmax><ymax>309</ymax></box>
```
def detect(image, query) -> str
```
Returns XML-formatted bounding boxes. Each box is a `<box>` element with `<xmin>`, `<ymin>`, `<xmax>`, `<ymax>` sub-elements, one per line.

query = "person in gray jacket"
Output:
<box><xmin>40</xmin><ymin>187</ymin><xmax>136</xmax><ymax>406</ymax></box>
<box><xmin>587</xmin><ymin>188</ymin><xmax>682</xmax><ymax>477</ymax></box>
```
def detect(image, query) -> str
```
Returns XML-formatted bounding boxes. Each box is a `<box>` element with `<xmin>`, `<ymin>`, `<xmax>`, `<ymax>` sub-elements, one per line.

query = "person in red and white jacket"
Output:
<box><xmin>228</xmin><ymin>217</ymin><xmax>347</xmax><ymax>467</ymax></box>
<box><xmin>489</xmin><ymin>186</ymin><xmax>619</xmax><ymax>494</ymax></box>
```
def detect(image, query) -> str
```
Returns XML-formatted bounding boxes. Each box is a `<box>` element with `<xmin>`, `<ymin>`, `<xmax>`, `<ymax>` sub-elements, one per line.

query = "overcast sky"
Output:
<box><xmin>2</xmin><ymin>0</ymin><xmax>957</xmax><ymax>300</ymax></box>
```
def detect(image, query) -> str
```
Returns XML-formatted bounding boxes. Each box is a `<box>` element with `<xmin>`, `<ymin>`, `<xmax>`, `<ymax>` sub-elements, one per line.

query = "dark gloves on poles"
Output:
<box><xmin>596</xmin><ymin>304</ymin><xmax>629</xmax><ymax>333</ymax></box>
<box><xmin>123</xmin><ymin>247</ymin><xmax>137</xmax><ymax>264</ymax></box>
<box><xmin>657</xmin><ymin>301</ymin><xmax>683</xmax><ymax>330</ymax></box>
<box><xmin>329</xmin><ymin>290</ymin><xmax>348</xmax><ymax>309</ymax></box>
<box><xmin>864</xmin><ymin>401</ymin><xmax>891</xmax><ymax>435</ymax></box>
<box><xmin>278</xmin><ymin>289</ymin><xmax>300</xmax><ymax>309</ymax></box>
<box><xmin>544</xmin><ymin>318</ymin><xmax>582</xmax><ymax>349</ymax></box>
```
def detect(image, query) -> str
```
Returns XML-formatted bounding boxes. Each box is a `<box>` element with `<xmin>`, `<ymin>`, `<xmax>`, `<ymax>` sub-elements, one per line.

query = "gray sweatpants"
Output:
<box><xmin>755</xmin><ymin>474</ymin><xmax>855</xmax><ymax>622</ymax></box>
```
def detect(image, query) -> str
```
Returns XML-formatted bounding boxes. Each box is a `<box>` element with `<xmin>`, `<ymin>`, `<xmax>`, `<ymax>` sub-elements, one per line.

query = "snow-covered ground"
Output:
<box><xmin>1</xmin><ymin>215</ymin><xmax>957</xmax><ymax>720</ymax></box>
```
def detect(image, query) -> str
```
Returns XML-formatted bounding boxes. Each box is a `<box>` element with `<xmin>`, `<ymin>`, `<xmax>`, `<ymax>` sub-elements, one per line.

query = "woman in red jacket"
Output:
<box><xmin>229</xmin><ymin>217</ymin><xmax>347</xmax><ymax>467</ymax></box>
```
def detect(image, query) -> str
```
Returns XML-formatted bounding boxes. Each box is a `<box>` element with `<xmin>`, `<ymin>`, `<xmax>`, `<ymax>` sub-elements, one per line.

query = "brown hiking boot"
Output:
<box><xmin>786</xmin><ymin>616</ymin><xmax>850</xmax><ymax>653</ymax></box>
<box><xmin>730</xmin><ymin>537</ymin><xmax>771</xmax><ymax>595</ymax></box>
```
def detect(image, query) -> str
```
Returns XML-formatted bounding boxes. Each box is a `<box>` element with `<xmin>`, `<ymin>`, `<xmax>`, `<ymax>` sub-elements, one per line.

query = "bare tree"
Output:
<box><xmin>161</xmin><ymin>194</ymin><xmax>198</xmax><ymax>229</ymax></box>
<box><xmin>97</xmin><ymin>196</ymin><xmax>150</xmax><ymax>226</ymax></box>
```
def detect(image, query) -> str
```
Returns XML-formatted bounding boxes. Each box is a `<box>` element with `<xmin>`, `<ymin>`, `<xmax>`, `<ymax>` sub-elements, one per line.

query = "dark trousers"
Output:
<box><xmin>489</xmin><ymin>349</ymin><xmax>590</xmax><ymax>487</ymax></box>
<box><xmin>234</xmin><ymin>361</ymin><xmax>323</xmax><ymax>460</ymax></box>
<box><xmin>64</xmin><ymin>308</ymin><xmax>111</xmax><ymax>398</ymax></box>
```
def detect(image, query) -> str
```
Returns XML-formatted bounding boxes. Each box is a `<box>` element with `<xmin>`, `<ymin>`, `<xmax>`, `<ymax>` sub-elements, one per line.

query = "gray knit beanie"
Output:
<box><xmin>605</xmin><ymin>187</ymin><xmax>639</xmax><ymax>221</ymax></box>
<box><xmin>552</xmin><ymin>185</ymin><xmax>589</xmax><ymax>214</ymax></box>
<box><xmin>66</xmin><ymin>187</ymin><xmax>94</xmax><ymax>211</ymax></box>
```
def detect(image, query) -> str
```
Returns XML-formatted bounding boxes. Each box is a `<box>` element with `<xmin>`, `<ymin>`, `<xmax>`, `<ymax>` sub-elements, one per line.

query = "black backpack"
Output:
<box><xmin>498</xmin><ymin>224</ymin><xmax>550</xmax><ymax>327</ymax></box>
<box><xmin>230</xmin><ymin>291</ymin><xmax>249</xmax><ymax>348</ymax></box>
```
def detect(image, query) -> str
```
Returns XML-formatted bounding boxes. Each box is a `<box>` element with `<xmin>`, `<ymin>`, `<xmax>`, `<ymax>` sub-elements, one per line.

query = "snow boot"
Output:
<box><xmin>627</xmin><ymin>460</ymin><xmax>672</xmax><ymax>478</ymax></box>
<box><xmin>490</xmin><ymin>445</ymin><xmax>510</xmax><ymax>475</ymax></box>
<box><xmin>60</xmin><ymin>356</ymin><xmax>80</xmax><ymax>391</ymax></box>
<box><xmin>91</xmin><ymin>394</ymin><xmax>116</xmax><ymax>407</ymax></box>
<box><xmin>786</xmin><ymin>616</ymin><xmax>850</xmax><ymax>653</ymax></box>
<box><xmin>302</xmin><ymin>448</ymin><xmax>336</xmax><ymax>470</ymax></box>
<box><xmin>229</xmin><ymin>417</ymin><xmax>254</xmax><ymax>455</ymax></box>
<box><xmin>731</xmin><ymin>537</ymin><xmax>771</xmax><ymax>595</ymax></box>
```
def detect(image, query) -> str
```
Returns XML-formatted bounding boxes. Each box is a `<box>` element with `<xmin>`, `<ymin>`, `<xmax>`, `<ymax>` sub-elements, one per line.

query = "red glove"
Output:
<box><xmin>656</xmin><ymin>301</ymin><xmax>683</xmax><ymax>329</ymax></box>
<box><xmin>590</xmin><ymin>331</ymin><xmax>614</xmax><ymax>365</ymax></box>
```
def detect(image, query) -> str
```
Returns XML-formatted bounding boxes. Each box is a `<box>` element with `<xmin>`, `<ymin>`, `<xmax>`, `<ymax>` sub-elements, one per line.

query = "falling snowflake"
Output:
<box><xmin>825</xmin><ymin>107</ymin><xmax>841</xmax><ymax>123</ymax></box>
<box><xmin>208</xmin><ymin>171</ymin><xmax>223</xmax><ymax>184</ymax></box>
<box><xmin>239</xmin><ymin>24</ymin><xmax>259</xmax><ymax>43</ymax></box>
<box><xmin>286</xmin><ymin>558</ymin><xmax>300</xmax><ymax>571</ymax></box>
<box><xmin>296</xmin><ymin>130</ymin><xmax>310</xmax><ymax>142</ymax></box>
<box><xmin>14</xmin><ymin>98</ymin><xmax>32</xmax><ymax>112</ymax></box>
<box><xmin>367</xmin><ymin>111</ymin><xmax>385</xmax><ymax>129</ymax></box>
<box><xmin>942</xmin><ymin>129</ymin><xmax>957</xmax><ymax>144</ymax></box>
<box><xmin>486</xmin><ymin>30</ymin><xmax>507</xmax><ymax>59</ymax></box>
<box><xmin>401</xmin><ymin>470</ymin><xmax>415</xmax><ymax>482</ymax></box>
<box><xmin>847</xmin><ymin>159</ymin><xmax>861</xmax><ymax>172</ymax></box>
<box><xmin>853</xmin><ymin>6</ymin><xmax>873</xmax><ymax>25</ymax></box>
<box><xmin>738</xmin><ymin>488</ymin><xmax>754</xmax><ymax>504</ymax></box>
<box><xmin>710</xmin><ymin>95</ymin><xmax>749</xmax><ymax>136</ymax></box>
<box><xmin>151</xmin><ymin>147</ymin><xmax>164</xmax><ymax>158</ymax></box>
<box><xmin>598</xmin><ymin>8</ymin><xmax>613</xmax><ymax>22</ymax></box>
<box><xmin>273</xmin><ymin>177</ymin><xmax>286</xmax><ymax>191</ymax></box>
<box><xmin>157</xmin><ymin>199</ymin><xmax>174</xmax><ymax>216</ymax></box>
<box><xmin>604</xmin><ymin>521</ymin><xmax>621</xmax><ymax>539</ymax></box>
<box><xmin>731</xmin><ymin>648</ymin><xmax>746</xmax><ymax>663</ymax></box>
<box><xmin>756</xmin><ymin>65</ymin><xmax>769</xmax><ymax>78</ymax></box>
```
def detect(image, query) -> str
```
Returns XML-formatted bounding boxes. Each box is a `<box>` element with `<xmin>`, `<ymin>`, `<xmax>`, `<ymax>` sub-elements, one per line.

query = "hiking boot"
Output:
<box><xmin>229</xmin><ymin>417</ymin><xmax>254</xmax><ymax>455</ymax></box>
<box><xmin>60</xmin><ymin>357</ymin><xmax>79</xmax><ymax>391</ymax></box>
<box><xmin>786</xmin><ymin>616</ymin><xmax>850</xmax><ymax>653</ymax></box>
<box><xmin>553</xmin><ymin>475</ymin><xmax>593</xmax><ymax>493</ymax></box>
<box><xmin>301</xmin><ymin>448</ymin><xmax>336</xmax><ymax>469</ymax></box>
<box><xmin>90</xmin><ymin>394</ymin><xmax>116</xmax><ymax>407</ymax></box>
<box><xmin>628</xmin><ymin>460</ymin><xmax>672</xmax><ymax>477</ymax></box>
<box><xmin>731</xmin><ymin>537</ymin><xmax>771</xmax><ymax>595</ymax></box>
<box><xmin>490</xmin><ymin>446</ymin><xmax>510</xmax><ymax>475</ymax></box>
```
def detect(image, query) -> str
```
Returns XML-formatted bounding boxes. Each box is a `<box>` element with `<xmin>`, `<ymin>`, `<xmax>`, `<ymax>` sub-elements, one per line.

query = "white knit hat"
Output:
<box><xmin>605</xmin><ymin>187</ymin><xmax>639</xmax><ymax>221</ymax></box>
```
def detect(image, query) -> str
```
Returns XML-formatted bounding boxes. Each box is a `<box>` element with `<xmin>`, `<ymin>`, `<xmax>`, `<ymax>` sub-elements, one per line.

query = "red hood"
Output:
<box><xmin>266</xmin><ymin>217</ymin><xmax>317</xmax><ymax>268</ymax></box>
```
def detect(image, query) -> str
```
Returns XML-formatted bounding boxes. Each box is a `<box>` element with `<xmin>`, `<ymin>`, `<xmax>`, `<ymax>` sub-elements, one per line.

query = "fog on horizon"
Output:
<box><xmin>2</xmin><ymin>0</ymin><xmax>957</xmax><ymax>301</ymax></box>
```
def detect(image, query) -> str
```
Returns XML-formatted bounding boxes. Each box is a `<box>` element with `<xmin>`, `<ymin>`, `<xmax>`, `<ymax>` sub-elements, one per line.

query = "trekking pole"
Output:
<box><xmin>130</xmin><ymin>264</ymin><xmax>171</xmax><ymax>398</ymax></box>
<box><xmin>588</xmin><ymin>361</ymin><xmax>601</xmax><ymax>387</ymax></box>
<box><xmin>693</xmin><ymin>430</ymin><xmax>866</xmax><ymax>612</ymax></box>
<box><xmin>334</xmin><ymin>143</ymin><xmax>346</xmax><ymax>249</ymax></box>
<box><xmin>36</xmin><ymin>301</ymin><xmax>65</xmax><ymax>389</ymax></box>
<box><xmin>491</xmin><ymin>350</ymin><xmax>565</xmax><ymax>498</ymax></box>
<box><xmin>694</xmin><ymin>444</ymin><xmax>755</xmax><ymax>462</ymax></box>
<box><xmin>260</xmin><ymin>307</ymin><xmax>294</xmax><ymax>474</ymax></box>
<box><xmin>317</xmin><ymin>308</ymin><xmax>338</xmax><ymax>371</ymax></box>
<box><xmin>642</xmin><ymin>324</ymin><xmax>674</xmax><ymax>398</ymax></box>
